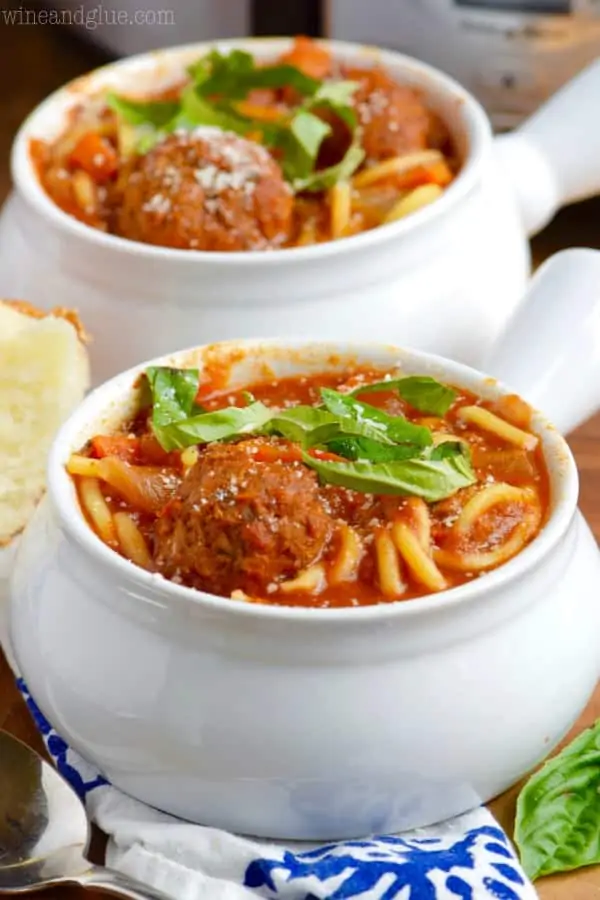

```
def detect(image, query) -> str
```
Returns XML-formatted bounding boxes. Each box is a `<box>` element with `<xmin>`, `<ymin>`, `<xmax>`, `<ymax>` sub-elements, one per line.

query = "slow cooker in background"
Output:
<box><xmin>327</xmin><ymin>0</ymin><xmax>600</xmax><ymax>129</ymax></box>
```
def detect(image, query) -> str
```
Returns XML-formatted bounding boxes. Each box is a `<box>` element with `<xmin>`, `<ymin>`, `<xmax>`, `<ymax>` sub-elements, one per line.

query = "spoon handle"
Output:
<box><xmin>76</xmin><ymin>864</ymin><xmax>173</xmax><ymax>900</ymax></box>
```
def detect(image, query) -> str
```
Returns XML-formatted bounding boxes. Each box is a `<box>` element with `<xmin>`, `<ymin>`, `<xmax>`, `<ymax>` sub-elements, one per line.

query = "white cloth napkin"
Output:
<box><xmin>1</xmin><ymin>554</ymin><xmax>537</xmax><ymax>900</ymax></box>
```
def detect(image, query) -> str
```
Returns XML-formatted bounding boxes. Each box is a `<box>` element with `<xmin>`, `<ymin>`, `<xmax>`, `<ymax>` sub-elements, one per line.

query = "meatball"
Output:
<box><xmin>153</xmin><ymin>441</ymin><xmax>334</xmax><ymax>596</ymax></box>
<box><xmin>344</xmin><ymin>67</ymin><xmax>448</xmax><ymax>161</ymax></box>
<box><xmin>116</xmin><ymin>128</ymin><xmax>293</xmax><ymax>251</ymax></box>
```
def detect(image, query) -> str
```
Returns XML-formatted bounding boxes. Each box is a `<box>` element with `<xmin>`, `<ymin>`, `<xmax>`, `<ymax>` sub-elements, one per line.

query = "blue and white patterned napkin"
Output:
<box><xmin>13</xmin><ymin>675</ymin><xmax>537</xmax><ymax>900</ymax></box>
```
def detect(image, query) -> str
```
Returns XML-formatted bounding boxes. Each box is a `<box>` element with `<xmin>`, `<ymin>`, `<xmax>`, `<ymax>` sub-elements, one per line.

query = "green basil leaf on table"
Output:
<box><xmin>301</xmin><ymin>443</ymin><xmax>476</xmax><ymax>502</ymax></box>
<box><xmin>352</xmin><ymin>375</ymin><xmax>457</xmax><ymax>416</ymax></box>
<box><xmin>514</xmin><ymin>719</ymin><xmax>600</xmax><ymax>881</ymax></box>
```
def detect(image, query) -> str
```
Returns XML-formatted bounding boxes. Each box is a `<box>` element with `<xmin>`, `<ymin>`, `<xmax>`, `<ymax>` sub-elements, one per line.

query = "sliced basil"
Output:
<box><xmin>281</xmin><ymin>110</ymin><xmax>333</xmax><ymax>181</ymax></box>
<box><xmin>320</xmin><ymin>388</ymin><xmax>432</xmax><ymax>446</ymax></box>
<box><xmin>293</xmin><ymin>137</ymin><xmax>365</xmax><ymax>193</ymax></box>
<box><xmin>196</xmin><ymin>49</ymin><xmax>320</xmax><ymax>99</ymax></box>
<box><xmin>155</xmin><ymin>401</ymin><xmax>274</xmax><ymax>452</ymax></box>
<box><xmin>352</xmin><ymin>375</ymin><xmax>457</xmax><ymax>416</ymax></box>
<box><xmin>302</xmin><ymin>443</ymin><xmax>476</xmax><ymax>502</ymax></box>
<box><xmin>106</xmin><ymin>93</ymin><xmax>179</xmax><ymax>128</ymax></box>
<box><xmin>325</xmin><ymin>436</ymin><xmax>422</xmax><ymax>463</ymax></box>
<box><xmin>145</xmin><ymin>366</ymin><xmax>203</xmax><ymax>449</ymax></box>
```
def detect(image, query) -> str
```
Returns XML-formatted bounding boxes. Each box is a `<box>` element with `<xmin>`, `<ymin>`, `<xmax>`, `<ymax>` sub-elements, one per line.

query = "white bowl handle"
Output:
<box><xmin>483</xmin><ymin>248</ymin><xmax>600</xmax><ymax>436</ymax></box>
<box><xmin>493</xmin><ymin>59</ymin><xmax>600</xmax><ymax>236</ymax></box>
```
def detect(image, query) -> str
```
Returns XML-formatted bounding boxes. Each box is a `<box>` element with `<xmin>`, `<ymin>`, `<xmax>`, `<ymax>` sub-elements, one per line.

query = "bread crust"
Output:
<box><xmin>0</xmin><ymin>300</ymin><xmax>90</xmax><ymax>547</ymax></box>
<box><xmin>0</xmin><ymin>299</ymin><xmax>90</xmax><ymax>344</ymax></box>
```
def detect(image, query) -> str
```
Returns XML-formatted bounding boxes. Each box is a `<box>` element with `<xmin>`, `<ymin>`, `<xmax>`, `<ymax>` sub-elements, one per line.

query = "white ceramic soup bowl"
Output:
<box><xmin>4</xmin><ymin>39</ymin><xmax>600</xmax><ymax>385</ymax></box>
<box><xmin>8</xmin><ymin>249</ymin><xmax>600</xmax><ymax>840</ymax></box>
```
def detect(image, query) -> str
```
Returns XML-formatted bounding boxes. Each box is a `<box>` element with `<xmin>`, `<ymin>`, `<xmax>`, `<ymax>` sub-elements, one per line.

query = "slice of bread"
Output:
<box><xmin>0</xmin><ymin>301</ymin><xmax>90</xmax><ymax>545</ymax></box>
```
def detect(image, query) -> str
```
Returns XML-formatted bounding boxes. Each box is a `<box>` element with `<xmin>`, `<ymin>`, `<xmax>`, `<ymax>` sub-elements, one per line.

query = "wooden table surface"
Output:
<box><xmin>2</xmin><ymin>9</ymin><xmax>600</xmax><ymax>899</ymax></box>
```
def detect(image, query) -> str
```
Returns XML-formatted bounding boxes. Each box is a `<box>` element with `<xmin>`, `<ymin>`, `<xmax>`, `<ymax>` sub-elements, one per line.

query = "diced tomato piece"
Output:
<box><xmin>251</xmin><ymin>444</ymin><xmax>303</xmax><ymax>463</ymax></box>
<box><xmin>280</xmin><ymin>35</ymin><xmax>332</xmax><ymax>80</ymax></box>
<box><xmin>308</xmin><ymin>448</ymin><xmax>346</xmax><ymax>462</ymax></box>
<box><xmin>68</xmin><ymin>132</ymin><xmax>118</xmax><ymax>183</ymax></box>
<box><xmin>249</xmin><ymin>444</ymin><xmax>345</xmax><ymax>464</ymax></box>
<box><xmin>394</xmin><ymin>161</ymin><xmax>453</xmax><ymax>191</ymax></box>
<box><xmin>91</xmin><ymin>435</ymin><xmax>140</xmax><ymax>463</ymax></box>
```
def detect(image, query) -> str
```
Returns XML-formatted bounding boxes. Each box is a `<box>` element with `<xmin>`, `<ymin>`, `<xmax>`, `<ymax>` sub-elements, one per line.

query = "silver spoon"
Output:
<box><xmin>0</xmin><ymin>730</ymin><xmax>172</xmax><ymax>898</ymax></box>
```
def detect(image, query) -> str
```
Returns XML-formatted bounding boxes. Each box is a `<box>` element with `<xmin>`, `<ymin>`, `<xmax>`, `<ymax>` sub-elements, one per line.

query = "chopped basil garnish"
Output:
<box><xmin>144</xmin><ymin>367</ymin><xmax>475</xmax><ymax>501</ymax></box>
<box><xmin>352</xmin><ymin>375</ymin><xmax>457</xmax><ymax>416</ymax></box>
<box><xmin>146</xmin><ymin>366</ymin><xmax>204</xmax><ymax>449</ymax></box>
<box><xmin>301</xmin><ymin>443</ymin><xmax>475</xmax><ymax>502</ymax></box>
<box><xmin>106</xmin><ymin>93</ymin><xmax>179</xmax><ymax>129</ymax></box>
<box><xmin>320</xmin><ymin>388</ymin><xmax>433</xmax><ymax>446</ymax></box>
<box><xmin>155</xmin><ymin>401</ymin><xmax>274</xmax><ymax>452</ymax></box>
<box><xmin>107</xmin><ymin>47</ymin><xmax>362</xmax><ymax>191</ymax></box>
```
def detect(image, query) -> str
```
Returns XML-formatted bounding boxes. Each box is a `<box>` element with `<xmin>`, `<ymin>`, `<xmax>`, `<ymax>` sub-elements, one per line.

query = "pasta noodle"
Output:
<box><xmin>432</xmin><ymin>432</ymin><xmax>460</xmax><ymax>446</ymax></box>
<box><xmin>181</xmin><ymin>446</ymin><xmax>199</xmax><ymax>471</ymax></box>
<box><xmin>67</xmin><ymin>454</ymin><xmax>104</xmax><ymax>478</ymax></box>
<box><xmin>78</xmin><ymin>477</ymin><xmax>117</xmax><ymax>548</ymax></box>
<box><xmin>329</xmin><ymin>181</ymin><xmax>352</xmax><ymax>239</ymax></box>
<box><xmin>72</xmin><ymin>170</ymin><xmax>96</xmax><ymax>213</ymax></box>
<box><xmin>392</xmin><ymin>521</ymin><xmax>447</xmax><ymax>592</ymax></box>
<box><xmin>434</xmin><ymin>491</ymin><xmax>541</xmax><ymax>573</ymax></box>
<box><xmin>455</xmin><ymin>482</ymin><xmax>529</xmax><ymax>534</ymax></box>
<box><xmin>375</xmin><ymin>528</ymin><xmax>405</xmax><ymax>598</ymax></box>
<box><xmin>384</xmin><ymin>184</ymin><xmax>444</xmax><ymax>223</ymax></box>
<box><xmin>352</xmin><ymin>150</ymin><xmax>443</xmax><ymax>188</ymax></box>
<box><xmin>329</xmin><ymin>524</ymin><xmax>362</xmax><ymax>585</ymax></box>
<box><xmin>406</xmin><ymin>497</ymin><xmax>431</xmax><ymax>550</ymax></box>
<box><xmin>296</xmin><ymin>218</ymin><xmax>318</xmax><ymax>246</ymax></box>
<box><xmin>458</xmin><ymin>406</ymin><xmax>538</xmax><ymax>450</ymax></box>
<box><xmin>279</xmin><ymin>563</ymin><xmax>326</xmax><ymax>594</ymax></box>
<box><xmin>113</xmin><ymin>511</ymin><xmax>153</xmax><ymax>570</ymax></box>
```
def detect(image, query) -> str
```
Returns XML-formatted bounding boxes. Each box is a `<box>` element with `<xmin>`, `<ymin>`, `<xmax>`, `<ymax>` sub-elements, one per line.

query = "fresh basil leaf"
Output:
<box><xmin>515</xmin><ymin>719</ymin><xmax>600</xmax><ymax>881</ymax></box>
<box><xmin>325</xmin><ymin>436</ymin><xmax>422</xmax><ymax>463</ymax></box>
<box><xmin>136</xmin><ymin>129</ymin><xmax>165</xmax><ymax>154</ymax></box>
<box><xmin>305</xmin><ymin>80</ymin><xmax>359</xmax><ymax>129</ymax></box>
<box><xmin>186</xmin><ymin>54</ymin><xmax>212</xmax><ymax>86</ymax></box>
<box><xmin>106</xmin><ymin>92</ymin><xmax>180</xmax><ymax>128</ymax></box>
<box><xmin>281</xmin><ymin>110</ymin><xmax>332</xmax><ymax>180</ymax></box>
<box><xmin>428</xmin><ymin>441</ymin><xmax>466</xmax><ymax>461</ymax></box>
<box><xmin>320</xmin><ymin>388</ymin><xmax>432</xmax><ymax>447</ymax></box>
<box><xmin>145</xmin><ymin>367</ymin><xmax>202</xmax><ymax>443</ymax></box>
<box><xmin>352</xmin><ymin>375</ymin><xmax>457</xmax><ymax>416</ymax></box>
<box><xmin>302</xmin><ymin>446</ymin><xmax>476</xmax><ymax>502</ymax></box>
<box><xmin>397</xmin><ymin>376</ymin><xmax>457</xmax><ymax>415</ymax></box>
<box><xmin>265</xmin><ymin>405</ymin><xmax>395</xmax><ymax>448</ymax></box>
<box><xmin>197</xmin><ymin>49</ymin><xmax>320</xmax><ymax>99</ymax></box>
<box><xmin>156</xmin><ymin>401</ymin><xmax>274</xmax><ymax>451</ymax></box>
<box><xmin>265</xmin><ymin>406</ymin><xmax>339</xmax><ymax>446</ymax></box>
<box><xmin>294</xmin><ymin>136</ymin><xmax>365</xmax><ymax>192</ymax></box>
<box><xmin>171</xmin><ymin>84</ymin><xmax>251</xmax><ymax>135</ymax></box>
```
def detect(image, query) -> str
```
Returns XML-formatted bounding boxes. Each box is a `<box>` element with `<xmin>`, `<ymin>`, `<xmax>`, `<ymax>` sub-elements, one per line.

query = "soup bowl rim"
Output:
<box><xmin>11</xmin><ymin>36</ymin><xmax>491</xmax><ymax>267</ymax></box>
<box><xmin>46</xmin><ymin>337</ymin><xmax>578</xmax><ymax>623</ymax></box>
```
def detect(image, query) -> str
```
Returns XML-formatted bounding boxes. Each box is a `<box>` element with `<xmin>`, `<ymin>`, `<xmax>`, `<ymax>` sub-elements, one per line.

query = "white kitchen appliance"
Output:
<box><xmin>328</xmin><ymin>0</ymin><xmax>600</xmax><ymax>128</ymax></box>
